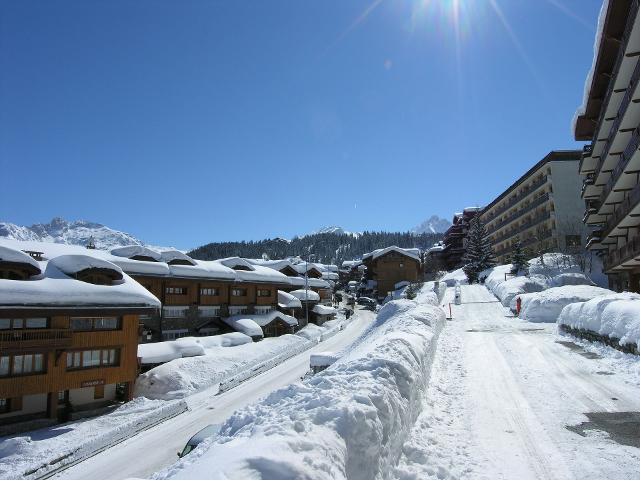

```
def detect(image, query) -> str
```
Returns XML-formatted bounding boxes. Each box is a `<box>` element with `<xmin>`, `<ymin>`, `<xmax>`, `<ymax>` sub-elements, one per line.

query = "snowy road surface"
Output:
<box><xmin>395</xmin><ymin>284</ymin><xmax>640</xmax><ymax>480</ymax></box>
<box><xmin>55</xmin><ymin>308</ymin><xmax>376</xmax><ymax>480</ymax></box>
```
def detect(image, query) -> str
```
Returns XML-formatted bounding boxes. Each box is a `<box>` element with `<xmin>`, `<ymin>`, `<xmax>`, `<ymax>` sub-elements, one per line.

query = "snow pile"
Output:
<box><xmin>0</xmin><ymin>245</ymin><xmax>41</xmax><ymax>273</ymax></box>
<box><xmin>49</xmin><ymin>254</ymin><xmax>123</xmax><ymax>278</ymax></box>
<box><xmin>558</xmin><ymin>292</ymin><xmax>640</xmax><ymax>350</ymax></box>
<box><xmin>135</xmin><ymin>319</ymin><xmax>347</xmax><ymax>400</ymax></box>
<box><xmin>483</xmin><ymin>254</ymin><xmax>597</xmax><ymax>309</ymax></box>
<box><xmin>309</xmin><ymin>351</ymin><xmax>340</xmax><ymax>368</ymax></box>
<box><xmin>0</xmin><ymin>398</ymin><xmax>188</xmax><ymax>480</ymax></box>
<box><xmin>441</xmin><ymin>268</ymin><xmax>468</xmax><ymax>287</ymax></box>
<box><xmin>222</xmin><ymin>317</ymin><xmax>263</xmax><ymax>339</ymax></box>
<box><xmin>518</xmin><ymin>285</ymin><xmax>613</xmax><ymax>323</ymax></box>
<box><xmin>138</xmin><ymin>333</ymin><xmax>252</xmax><ymax>364</ymax></box>
<box><xmin>151</xmin><ymin>291</ymin><xmax>445</xmax><ymax>480</ymax></box>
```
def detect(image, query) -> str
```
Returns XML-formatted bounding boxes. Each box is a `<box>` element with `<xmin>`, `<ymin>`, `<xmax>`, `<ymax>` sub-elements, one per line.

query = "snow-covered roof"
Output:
<box><xmin>246</xmin><ymin>259</ymin><xmax>295</xmax><ymax>271</ymax></box>
<box><xmin>227</xmin><ymin>310</ymin><xmax>298</xmax><ymax>328</ymax></box>
<box><xmin>222</xmin><ymin>317</ymin><xmax>264</xmax><ymax>338</ymax></box>
<box><xmin>289</xmin><ymin>289</ymin><xmax>321</xmax><ymax>302</ymax></box>
<box><xmin>362</xmin><ymin>246</ymin><xmax>421</xmax><ymax>262</ymax></box>
<box><xmin>341</xmin><ymin>260</ymin><xmax>361</xmax><ymax>268</ymax></box>
<box><xmin>0</xmin><ymin>245</ymin><xmax>41</xmax><ymax>274</ymax></box>
<box><xmin>312</xmin><ymin>304</ymin><xmax>336</xmax><ymax>316</ymax></box>
<box><xmin>286</xmin><ymin>276</ymin><xmax>331</xmax><ymax>289</ymax></box>
<box><xmin>49</xmin><ymin>254</ymin><xmax>124</xmax><ymax>279</ymax></box>
<box><xmin>110</xmin><ymin>245</ymin><xmax>162</xmax><ymax>261</ymax></box>
<box><xmin>278</xmin><ymin>290</ymin><xmax>302</xmax><ymax>309</ymax></box>
<box><xmin>159</xmin><ymin>250</ymin><xmax>196</xmax><ymax>266</ymax></box>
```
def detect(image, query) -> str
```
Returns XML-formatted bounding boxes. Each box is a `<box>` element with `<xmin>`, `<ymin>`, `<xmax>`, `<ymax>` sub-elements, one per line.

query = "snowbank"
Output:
<box><xmin>222</xmin><ymin>317</ymin><xmax>263</xmax><ymax>339</ymax></box>
<box><xmin>441</xmin><ymin>268</ymin><xmax>467</xmax><ymax>287</ymax></box>
<box><xmin>558</xmin><ymin>292</ymin><xmax>640</xmax><ymax>351</ymax></box>
<box><xmin>138</xmin><ymin>333</ymin><xmax>251</xmax><ymax>364</ymax></box>
<box><xmin>483</xmin><ymin>254</ymin><xmax>597</xmax><ymax>308</ymax></box>
<box><xmin>151</xmin><ymin>292</ymin><xmax>445</xmax><ymax>480</ymax></box>
<box><xmin>0</xmin><ymin>398</ymin><xmax>187</xmax><ymax>480</ymax></box>
<box><xmin>519</xmin><ymin>285</ymin><xmax>613</xmax><ymax>323</ymax></box>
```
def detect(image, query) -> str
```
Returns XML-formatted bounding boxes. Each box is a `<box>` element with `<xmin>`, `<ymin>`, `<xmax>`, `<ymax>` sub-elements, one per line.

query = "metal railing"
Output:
<box><xmin>604</xmin><ymin>235</ymin><xmax>640</xmax><ymax>271</ymax></box>
<box><xmin>599</xmin><ymin>126</ymin><xmax>640</xmax><ymax>206</ymax></box>
<box><xmin>486</xmin><ymin>193</ymin><xmax>551</xmax><ymax>236</ymax></box>
<box><xmin>602</xmin><ymin>181</ymin><xmax>640</xmax><ymax>242</ymax></box>
<box><xmin>494</xmin><ymin>229</ymin><xmax>553</xmax><ymax>258</ymax></box>
<box><xmin>484</xmin><ymin>175</ymin><xmax>548</xmax><ymax>222</ymax></box>
<box><xmin>491</xmin><ymin>211</ymin><xmax>551</xmax><ymax>245</ymax></box>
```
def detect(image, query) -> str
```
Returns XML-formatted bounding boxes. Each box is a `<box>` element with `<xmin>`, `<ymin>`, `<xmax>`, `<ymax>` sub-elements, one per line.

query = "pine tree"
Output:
<box><xmin>462</xmin><ymin>216</ymin><xmax>495</xmax><ymax>284</ymax></box>
<box><xmin>510</xmin><ymin>240</ymin><xmax>528</xmax><ymax>275</ymax></box>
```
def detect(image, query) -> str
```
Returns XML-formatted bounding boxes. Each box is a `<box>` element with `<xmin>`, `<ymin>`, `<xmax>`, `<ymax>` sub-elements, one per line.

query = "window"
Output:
<box><xmin>229</xmin><ymin>306</ymin><xmax>248</xmax><ymax>315</ymax></box>
<box><xmin>163</xmin><ymin>307</ymin><xmax>188</xmax><ymax>318</ymax></box>
<box><xmin>231</xmin><ymin>288</ymin><xmax>247</xmax><ymax>297</ymax></box>
<box><xmin>0</xmin><ymin>318</ymin><xmax>48</xmax><ymax>329</ymax></box>
<box><xmin>166</xmin><ymin>287</ymin><xmax>187</xmax><ymax>295</ymax></box>
<box><xmin>399</xmin><ymin>263</ymin><xmax>404</xmax><ymax>268</ymax></box>
<box><xmin>162</xmin><ymin>330</ymin><xmax>189</xmax><ymax>341</ymax></box>
<box><xmin>257</xmin><ymin>289</ymin><xmax>271</xmax><ymax>297</ymax></box>
<box><xmin>66</xmin><ymin>349</ymin><xmax>120</xmax><ymax>370</ymax></box>
<box><xmin>71</xmin><ymin>317</ymin><xmax>120</xmax><ymax>331</ymax></box>
<box><xmin>0</xmin><ymin>354</ymin><xmax>45</xmax><ymax>377</ymax></box>
<box><xmin>255</xmin><ymin>306</ymin><xmax>272</xmax><ymax>315</ymax></box>
<box><xmin>0</xmin><ymin>398</ymin><xmax>9</xmax><ymax>414</ymax></box>
<box><xmin>58</xmin><ymin>391</ymin><xmax>67</xmax><ymax>405</ymax></box>
<box><xmin>200</xmin><ymin>288</ymin><xmax>219</xmax><ymax>296</ymax></box>
<box><xmin>198</xmin><ymin>306</ymin><xmax>220</xmax><ymax>318</ymax></box>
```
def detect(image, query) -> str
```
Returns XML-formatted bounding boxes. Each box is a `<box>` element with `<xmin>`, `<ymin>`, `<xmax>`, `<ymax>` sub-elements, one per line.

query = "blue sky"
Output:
<box><xmin>0</xmin><ymin>0</ymin><xmax>600</xmax><ymax>248</ymax></box>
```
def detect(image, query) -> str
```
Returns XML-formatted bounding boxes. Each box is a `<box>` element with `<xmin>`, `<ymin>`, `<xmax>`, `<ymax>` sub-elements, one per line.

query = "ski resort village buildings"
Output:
<box><xmin>361</xmin><ymin>246</ymin><xmax>422</xmax><ymax>299</ymax></box>
<box><xmin>480</xmin><ymin>150</ymin><xmax>587</xmax><ymax>264</ymax></box>
<box><xmin>0</xmin><ymin>245</ymin><xmax>159</xmax><ymax>430</ymax></box>
<box><xmin>441</xmin><ymin>208</ymin><xmax>482</xmax><ymax>270</ymax></box>
<box><xmin>575</xmin><ymin>0</ymin><xmax>640</xmax><ymax>292</ymax></box>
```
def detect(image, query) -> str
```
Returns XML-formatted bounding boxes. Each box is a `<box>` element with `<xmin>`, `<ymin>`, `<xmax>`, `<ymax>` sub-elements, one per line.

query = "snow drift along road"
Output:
<box><xmin>151</xmin><ymin>289</ymin><xmax>446</xmax><ymax>480</ymax></box>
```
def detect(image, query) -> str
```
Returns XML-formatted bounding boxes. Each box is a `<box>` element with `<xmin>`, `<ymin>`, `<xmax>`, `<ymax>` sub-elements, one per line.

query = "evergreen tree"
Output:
<box><xmin>510</xmin><ymin>240</ymin><xmax>528</xmax><ymax>275</ymax></box>
<box><xmin>462</xmin><ymin>216</ymin><xmax>495</xmax><ymax>284</ymax></box>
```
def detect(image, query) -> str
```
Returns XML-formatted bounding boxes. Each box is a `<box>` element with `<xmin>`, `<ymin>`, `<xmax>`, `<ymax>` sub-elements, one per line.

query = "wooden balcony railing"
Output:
<box><xmin>0</xmin><ymin>329</ymin><xmax>72</xmax><ymax>352</ymax></box>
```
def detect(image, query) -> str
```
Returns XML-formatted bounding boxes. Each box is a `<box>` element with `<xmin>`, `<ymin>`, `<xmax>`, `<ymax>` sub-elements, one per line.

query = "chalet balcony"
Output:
<box><xmin>0</xmin><ymin>329</ymin><xmax>72</xmax><ymax>353</ymax></box>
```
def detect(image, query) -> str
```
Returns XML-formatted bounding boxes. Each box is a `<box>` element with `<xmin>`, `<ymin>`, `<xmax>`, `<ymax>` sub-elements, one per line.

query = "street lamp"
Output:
<box><xmin>305</xmin><ymin>254</ymin><xmax>316</xmax><ymax>326</ymax></box>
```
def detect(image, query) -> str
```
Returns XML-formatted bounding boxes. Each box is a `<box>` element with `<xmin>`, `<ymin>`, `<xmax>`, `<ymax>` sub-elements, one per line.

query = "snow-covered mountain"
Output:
<box><xmin>309</xmin><ymin>226</ymin><xmax>360</xmax><ymax>237</ymax></box>
<box><xmin>411</xmin><ymin>215</ymin><xmax>451</xmax><ymax>234</ymax></box>
<box><xmin>0</xmin><ymin>217</ymin><xmax>145</xmax><ymax>250</ymax></box>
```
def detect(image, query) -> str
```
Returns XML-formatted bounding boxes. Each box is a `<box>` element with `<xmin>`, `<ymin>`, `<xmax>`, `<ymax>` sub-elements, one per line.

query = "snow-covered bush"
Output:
<box><xmin>558</xmin><ymin>292</ymin><xmax>640</xmax><ymax>350</ymax></box>
<box><xmin>152</xmin><ymin>295</ymin><xmax>446</xmax><ymax>480</ymax></box>
<box><xmin>518</xmin><ymin>285</ymin><xmax>612</xmax><ymax>323</ymax></box>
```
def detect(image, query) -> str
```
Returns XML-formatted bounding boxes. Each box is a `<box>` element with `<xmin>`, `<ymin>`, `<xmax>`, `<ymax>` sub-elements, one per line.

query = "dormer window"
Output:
<box><xmin>0</xmin><ymin>246</ymin><xmax>43</xmax><ymax>280</ymax></box>
<box><xmin>76</xmin><ymin>269</ymin><xmax>122</xmax><ymax>286</ymax></box>
<box><xmin>232</xmin><ymin>265</ymin><xmax>252</xmax><ymax>271</ymax></box>
<box><xmin>130</xmin><ymin>255</ymin><xmax>158</xmax><ymax>262</ymax></box>
<box><xmin>167</xmin><ymin>259</ymin><xmax>193</xmax><ymax>266</ymax></box>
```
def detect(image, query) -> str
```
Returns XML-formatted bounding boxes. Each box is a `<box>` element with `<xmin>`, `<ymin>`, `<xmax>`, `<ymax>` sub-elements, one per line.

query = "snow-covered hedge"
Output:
<box><xmin>138</xmin><ymin>333</ymin><xmax>252</xmax><ymax>364</ymax></box>
<box><xmin>152</xmin><ymin>292</ymin><xmax>446</xmax><ymax>480</ymax></box>
<box><xmin>1</xmin><ymin>398</ymin><xmax>188</xmax><ymax>480</ymax></box>
<box><xmin>558</xmin><ymin>292</ymin><xmax>640</xmax><ymax>352</ymax></box>
<box><xmin>483</xmin><ymin>254</ymin><xmax>597</xmax><ymax>309</ymax></box>
<box><xmin>518</xmin><ymin>285</ymin><xmax>612</xmax><ymax>323</ymax></box>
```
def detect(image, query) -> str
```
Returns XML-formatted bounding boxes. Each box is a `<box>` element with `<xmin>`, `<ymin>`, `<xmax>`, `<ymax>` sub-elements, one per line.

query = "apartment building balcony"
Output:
<box><xmin>491</xmin><ymin>211</ymin><xmax>552</xmax><ymax>246</ymax></box>
<box><xmin>583</xmin><ymin>198</ymin><xmax>603</xmax><ymax>224</ymax></box>
<box><xmin>601</xmin><ymin>180</ymin><xmax>640</xmax><ymax>243</ymax></box>
<box><xmin>591</xmin><ymin>1</ymin><xmax>640</xmax><ymax>181</ymax></box>
<box><xmin>484</xmin><ymin>175</ymin><xmax>548</xmax><ymax>223</ymax></box>
<box><xmin>599</xmin><ymin>126</ymin><xmax>640</xmax><ymax>207</ymax></box>
<box><xmin>0</xmin><ymin>329</ymin><xmax>72</xmax><ymax>353</ymax></box>
<box><xmin>603</xmin><ymin>236</ymin><xmax>640</xmax><ymax>272</ymax></box>
<box><xmin>494</xmin><ymin>229</ymin><xmax>553</xmax><ymax>258</ymax></box>
<box><xmin>579</xmin><ymin>145</ymin><xmax>597</xmax><ymax>175</ymax></box>
<box><xmin>486</xmin><ymin>193</ymin><xmax>551</xmax><ymax>236</ymax></box>
<box><xmin>586</xmin><ymin>230</ymin><xmax>607</xmax><ymax>251</ymax></box>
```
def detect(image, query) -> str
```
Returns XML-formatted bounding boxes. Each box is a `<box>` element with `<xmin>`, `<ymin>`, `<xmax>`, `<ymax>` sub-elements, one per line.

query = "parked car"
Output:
<box><xmin>345</xmin><ymin>294</ymin><xmax>355</xmax><ymax>306</ymax></box>
<box><xmin>357</xmin><ymin>297</ymin><xmax>377</xmax><ymax>309</ymax></box>
<box><xmin>178</xmin><ymin>424</ymin><xmax>221</xmax><ymax>458</ymax></box>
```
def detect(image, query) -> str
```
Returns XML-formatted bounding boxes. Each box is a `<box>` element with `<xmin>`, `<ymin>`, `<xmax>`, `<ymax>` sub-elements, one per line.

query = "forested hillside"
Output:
<box><xmin>189</xmin><ymin>231</ymin><xmax>443</xmax><ymax>265</ymax></box>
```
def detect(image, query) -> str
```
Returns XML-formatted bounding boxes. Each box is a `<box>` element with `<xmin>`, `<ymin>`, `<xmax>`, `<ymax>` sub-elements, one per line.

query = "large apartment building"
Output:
<box><xmin>441</xmin><ymin>208</ymin><xmax>482</xmax><ymax>270</ymax></box>
<box><xmin>481</xmin><ymin>151</ymin><xmax>587</xmax><ymax>264</ymax></box>
<box><xmin>0</xmin><ymin>245</ymin><xmax>159</xmax><ymax>429</ymax></box>
<box><xmin>574</xmin><ymin>0</ymin><xmax>640</xmax><ymax>292</ymax></box>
